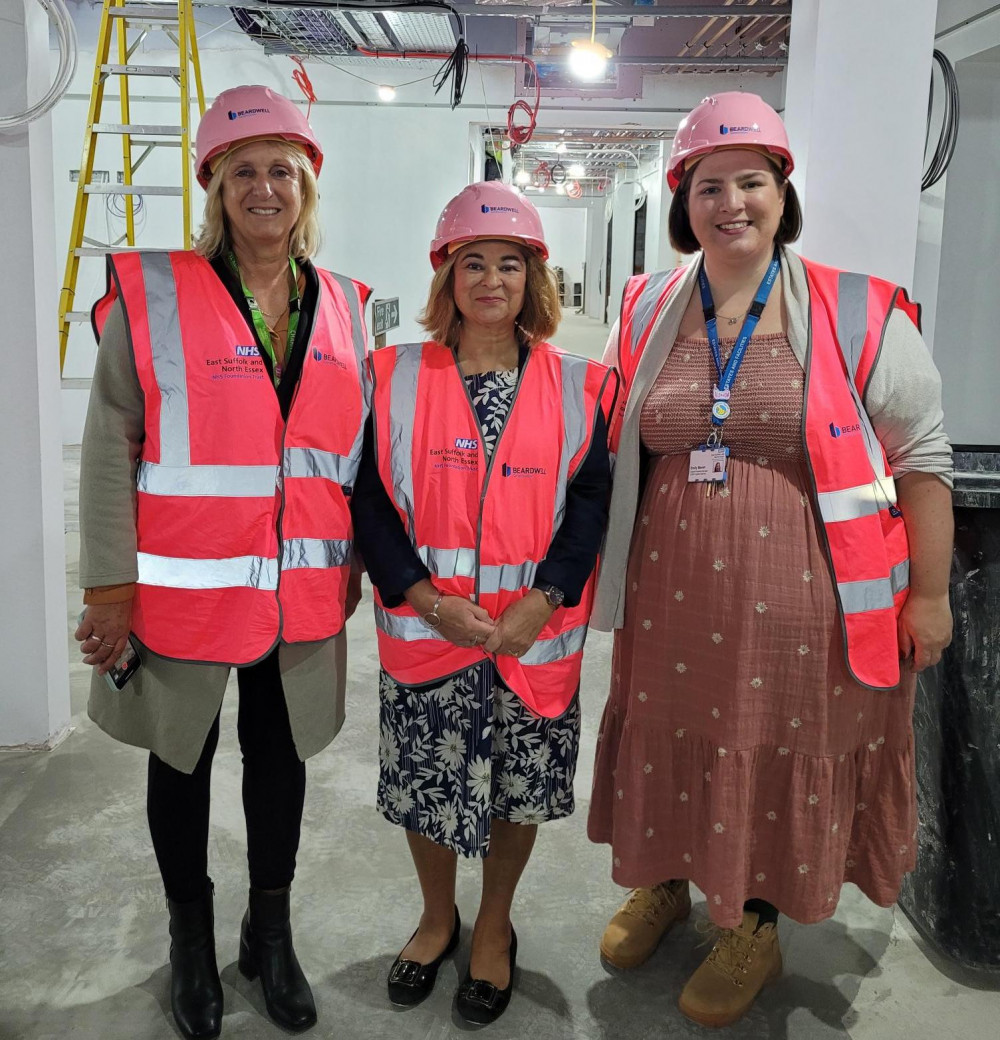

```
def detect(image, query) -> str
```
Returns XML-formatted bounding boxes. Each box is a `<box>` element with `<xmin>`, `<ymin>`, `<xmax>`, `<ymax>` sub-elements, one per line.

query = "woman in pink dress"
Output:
<box><xmin>588</xmin><ymin>92</ymin><xmax>954</xmax><ymax>1027</ymax></box>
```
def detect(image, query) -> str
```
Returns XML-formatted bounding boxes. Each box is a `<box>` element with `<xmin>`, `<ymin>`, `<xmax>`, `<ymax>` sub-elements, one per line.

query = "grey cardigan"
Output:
<box><xmin>80</xmin><ymin>300</ymin><xmax>348</xmax><ymax>774</ymax></box>
<box><xmin>592</xmin><ymin>248</ymin><xmax>953</xmax><ymax>632</ymax></box>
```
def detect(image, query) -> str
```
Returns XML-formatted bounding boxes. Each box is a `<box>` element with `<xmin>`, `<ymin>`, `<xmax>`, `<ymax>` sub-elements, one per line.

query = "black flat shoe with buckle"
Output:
<box><xmin>387</xmin><ymin>907</ymin><xmax>461</xmax><ymax>1008</ymax></box>
<box><xmin>455</xmin><ymin>927</ymin><xmax>518</xmax><ymax>1025</ymax></box>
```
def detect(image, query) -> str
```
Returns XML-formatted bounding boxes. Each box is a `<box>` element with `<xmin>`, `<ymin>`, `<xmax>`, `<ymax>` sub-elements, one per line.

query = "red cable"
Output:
<box><xmin>290</xmin><ymin>56</ymin><xmax>317</xmax><ymax>119</ymax></box>
<box><xmin>356</xmin><ymin>47</ymin><xmax>541</xmax><ymax>146</ymax></box>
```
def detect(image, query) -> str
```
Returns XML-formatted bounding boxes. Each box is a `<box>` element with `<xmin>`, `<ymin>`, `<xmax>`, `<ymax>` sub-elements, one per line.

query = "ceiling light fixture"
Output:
<box><xmin>569</xmin><ymin>0</ymin><xmax>613</xmax><ymax>81</ymax></box>
<box><xmin>555</xmin><ymin>183</ymin><xmax>565</xmax><ymax>195</ymax></box>
<box><xmin>514</xmin><ymin>168</ymin><xmax>531</xmax><ymax>186</ymax></box>
<box><xmin>555</xmin><ymin>142</ymin><xmax>568</xmax><ymax>154</ymax></box>
<box><xmin>377</xmin><ymin>85</ymin><xmax>396</xmax><ymax>102</ymax></box>
<box><xmin>568</xmin><ymin>163</ymin><xmax>586</xmax><ymax>179</ymax></box>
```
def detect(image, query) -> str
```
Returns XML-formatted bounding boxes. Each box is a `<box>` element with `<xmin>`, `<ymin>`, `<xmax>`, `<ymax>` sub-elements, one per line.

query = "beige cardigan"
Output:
<box><xmin>591</xmin><ymin>248</ymin><xmax>953</xmax><ymax>632</ymax></box>
<box><xmin>80</xmin><ymin>299</ymin><xmax>348</xmax><ymax>774</ymax></box>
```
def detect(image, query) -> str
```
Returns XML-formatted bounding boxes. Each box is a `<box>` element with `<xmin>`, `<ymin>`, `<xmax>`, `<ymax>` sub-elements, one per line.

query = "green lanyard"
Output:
<box><xmin>227</xmin><ymin>252</ymin><xmax>301</xmax><ymax>387</ymax></box>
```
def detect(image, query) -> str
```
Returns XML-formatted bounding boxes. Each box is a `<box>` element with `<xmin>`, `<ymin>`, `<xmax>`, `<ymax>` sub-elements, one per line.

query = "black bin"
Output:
<box><xmin>898</xmin><ymin>448</ymin><xmax>1000</xmax><ymax>971</ymax></box>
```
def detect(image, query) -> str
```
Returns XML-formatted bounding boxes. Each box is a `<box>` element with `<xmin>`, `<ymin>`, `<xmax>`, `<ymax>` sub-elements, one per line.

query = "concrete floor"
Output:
<box><xmin>2</xmin><ymin>312</ymin><xmax>997</xmax><ymax>1039</ymax></box>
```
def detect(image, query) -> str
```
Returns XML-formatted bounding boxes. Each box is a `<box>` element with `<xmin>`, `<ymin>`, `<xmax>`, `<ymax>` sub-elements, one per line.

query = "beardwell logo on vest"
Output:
<box><xmin>829</xmin><ymin>421</ymin><xmax>862</xmax><ymax>438</ymax></box>
<box><xmin>312</xmin><ymin>347</ymin><xmax>348</xmax><ymax>370</ymax></box>
<box><xmin>501</xmin><ymin>461</ymin><xmax>548</xmax><ymax>478</ymax></box>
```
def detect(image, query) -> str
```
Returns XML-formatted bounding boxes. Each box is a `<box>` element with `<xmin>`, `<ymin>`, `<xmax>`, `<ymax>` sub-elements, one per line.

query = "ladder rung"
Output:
<box><xmin>108</xmin><ymin>5</ymin><xmax>180</xmax><ymax>22</ymax></box>
<box><xmin>74</xmin><ymin>246</ymin><xmax>176</xmax><ymax>256</ymax></box>
<box><xmin>93</xmin><ymin>123</ymin><xmax>185</xmax><ymax>136</ymax></box>
<box><xmin>84</xmin><ymin>185</ymin><xmax>184</xmax><ymax>196</ymax></box>
<box><xmin>100</xmin><ymin>64</ymin><xmax>181</xmax><ymax>78</ymax></box>
<box><xmin>65</xmin><ymin>311</ymin><xmax>93</xmax><ymax>322</ymax></box>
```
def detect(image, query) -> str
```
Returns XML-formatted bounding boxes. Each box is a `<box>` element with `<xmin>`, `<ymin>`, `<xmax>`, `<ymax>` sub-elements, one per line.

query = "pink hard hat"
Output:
<box><xmin>430</xmin><ymin>182</ymin><xmax>549</xmax><ymax>269</ymax></box>
<box><xmin>194</xmin><ymin>85</ymin><xmax>323</xmax><ymax>189</ymax></box>
<box><xmin>667</xmin><ymin>91</ymin><xmax>794</xmax><ymax>191</ymax></box>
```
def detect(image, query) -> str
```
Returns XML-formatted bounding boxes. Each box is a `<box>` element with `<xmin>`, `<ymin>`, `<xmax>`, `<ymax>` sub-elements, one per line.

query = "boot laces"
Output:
<box><xmin>697</xmin><ymin>922</ymin><xmax>757</xmax><ymax>988</ymax></box>
<box><xmin>620</xmin><ymin>883</ymin><xmax>680</xmax><ymax>927</ymax></box>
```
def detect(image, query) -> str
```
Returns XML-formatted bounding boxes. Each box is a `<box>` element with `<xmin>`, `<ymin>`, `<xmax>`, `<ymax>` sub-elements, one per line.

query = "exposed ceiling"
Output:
<box><xmin>222</xmin><ymin>1</ymin><xmax>792</xmax><ymax>74</ymax></box>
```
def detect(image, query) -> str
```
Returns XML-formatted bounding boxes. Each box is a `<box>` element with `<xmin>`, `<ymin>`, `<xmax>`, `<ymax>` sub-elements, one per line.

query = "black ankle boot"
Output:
<box><xmin>166</xmin><ymin>880</ymin><xmax>223</xmax><ymax>1040</ymax></box>
<box><xmin>238</xmin><ymin>887</ymin><xmax>317</xmax><ymax>1032</ymax></box>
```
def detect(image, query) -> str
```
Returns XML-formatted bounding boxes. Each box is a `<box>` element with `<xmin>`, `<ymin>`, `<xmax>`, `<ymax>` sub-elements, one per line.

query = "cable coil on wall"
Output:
<box><xmin>0</xmin><ymin>0</ymin><xmax>78</xmax><ymax>131</ymax></box>
<box><xmin>922</xmin><ymin>49</ymin><xmax>960</xmax><ymax>191</ymax></box>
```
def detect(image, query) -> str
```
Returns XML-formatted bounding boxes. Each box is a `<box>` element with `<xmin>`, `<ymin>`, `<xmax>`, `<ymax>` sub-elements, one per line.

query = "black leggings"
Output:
<box><xmin>146</xmin><ymin>650</ymin><xmax>306</xmax><ymax>903</ymax></box>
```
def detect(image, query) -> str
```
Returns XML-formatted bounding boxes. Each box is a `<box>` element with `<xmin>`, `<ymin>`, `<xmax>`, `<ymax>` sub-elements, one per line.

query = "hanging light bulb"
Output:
<box><xmin>555</xmin><ymin>183</ymin><xmax>566</xmax><ymax>195</ymax></box>
<box><xmin>377</xmin><ymin>85</ymin><xmax>397</xmax><ymax>102</ymax></box>
<box><xmin>568</xmin><ymin>1</ymin><xmax>613</xmax><ymax>81</ymax></box>
<box><xmin>568</xmin><ymin>163</ymin><xmax>586</xmax><ymax>179</ymax></box>
<box><xmin>555</xmin><ymin>142</ymin><xmax>568</xmax><ymax>155</ymax></box>
<box><xmin>514</xmin><ymin>168</ymin><xmax>531</xmax><ymax>186</ymax></box>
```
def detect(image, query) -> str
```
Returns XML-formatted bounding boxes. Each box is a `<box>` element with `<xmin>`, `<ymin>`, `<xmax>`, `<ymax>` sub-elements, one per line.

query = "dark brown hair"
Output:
<box><xmin>667</xmin><ymin>162</ymin><xmax>802</xmax><ymax>255</ymax></box>
<box><xmin>418</xmin><ymin>244</ymin><xmax>562</xmax><ymax>348</ymax></box>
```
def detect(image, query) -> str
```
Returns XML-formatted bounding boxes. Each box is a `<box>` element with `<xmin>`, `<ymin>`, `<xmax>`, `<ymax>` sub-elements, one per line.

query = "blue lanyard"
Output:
<box><xmin>697</xmin><ymin>248</ymin><xmax>781</xmax><ymax>427</ymax></box>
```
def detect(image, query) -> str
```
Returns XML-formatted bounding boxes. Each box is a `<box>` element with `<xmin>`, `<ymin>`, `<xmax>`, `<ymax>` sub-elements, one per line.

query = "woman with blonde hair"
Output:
<box><xmin>352</xmin><ymin>181</ymin><xmax>617</xmax><ymax>1024</ymax></box>
<box><xmin>76</xmin><ymin>85</ymin><xmax>369</xmax><ymax>1038</ymax></box>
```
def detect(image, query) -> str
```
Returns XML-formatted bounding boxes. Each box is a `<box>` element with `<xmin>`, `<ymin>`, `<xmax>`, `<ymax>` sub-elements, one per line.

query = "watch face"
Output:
<box><xmin>545</xmin><ymin>585</ymin><xmax>565</xmax><ymax>607</ymax></box>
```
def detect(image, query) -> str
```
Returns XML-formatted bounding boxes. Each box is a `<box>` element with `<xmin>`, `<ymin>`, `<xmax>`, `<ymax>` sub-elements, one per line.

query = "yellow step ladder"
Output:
<box><xmin>58</xmin><ymin>0</ymin><xmax>205</xmax><ymax>373</ymax></box>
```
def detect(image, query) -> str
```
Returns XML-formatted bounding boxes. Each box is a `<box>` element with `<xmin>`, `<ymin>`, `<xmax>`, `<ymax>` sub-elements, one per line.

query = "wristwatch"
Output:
<box><xmin>537</xmin><ymin>584</ymin><xmax>565</xmax><ymax>609</ymax></box>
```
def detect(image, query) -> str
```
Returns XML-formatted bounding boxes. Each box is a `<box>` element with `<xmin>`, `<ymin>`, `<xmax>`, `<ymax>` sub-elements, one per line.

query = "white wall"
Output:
<box><xmin>535</xmin><ymin>204</ymin><xmax>587</xmax><ymax>293</ymax></box>
<box><xmin>929</xmin><ymin>57</ymin><xmax>1000</xmax><ymax>447</ymax></box>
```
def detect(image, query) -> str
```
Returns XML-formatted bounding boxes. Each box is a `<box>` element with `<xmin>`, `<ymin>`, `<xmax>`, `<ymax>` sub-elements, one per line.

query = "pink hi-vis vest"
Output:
<box><xmin>92</xmin><ymin>251</ymin><xmax>370</xmax><ymax>665</ymax></box>
<box><xmin>370</xmin><ymin>341</ymin><xmax>618</xmax><ymax>718</ymax></box>
<box><xmin>615</xmin><ymin>257</ymin><xmax>921</xmax><ymax>691</ymax></box>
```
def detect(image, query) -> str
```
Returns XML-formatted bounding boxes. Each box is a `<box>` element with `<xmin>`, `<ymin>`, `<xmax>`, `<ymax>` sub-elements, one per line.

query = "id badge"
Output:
<box><xmin>688</xmin><ymin>445</ymin><xmax>729</xmax><ymax>483</ymax></box>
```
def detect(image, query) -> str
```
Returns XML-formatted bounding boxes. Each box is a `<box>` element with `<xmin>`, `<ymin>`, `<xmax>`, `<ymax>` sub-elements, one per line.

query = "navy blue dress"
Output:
<box><xmin>354</xmin><ymin>356</ymin><xmax>611</xmax><ymax>858</ymax></box>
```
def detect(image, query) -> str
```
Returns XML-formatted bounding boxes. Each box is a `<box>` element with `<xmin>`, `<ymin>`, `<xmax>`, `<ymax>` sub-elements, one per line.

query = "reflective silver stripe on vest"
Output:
<box><xmin>328</xmin><ymin>271</ymin><xmax>370</xmax><ymax>466</ymax></box>
<box><xmin>517</xmin><ymin>624</ymin><xmax>588</xmax><ymax>666</ymax></box>
<box><xmin>552</xmin><ymin>353</ymin><xmax>591</xmax><ymax>532</ymax></box>
<box><xmin>629</xmin><ymin>271</ymin><xmax>670</xmax><ymax>360</ymax></box>
<box><xmin>140</xmin><ymin>252</ymin><xmax>190</xmax><ymax>466</ymax></box>
<box><xmin>137</xmin><ymin>552</ymin><xmax>278</xmax><ymax>590</ymax></box>
<box><xmin>282</xmin><ymin>537</ymin><xmax>352</xmax><ymax>570</ymax></box>
<box><xmin>387</xmin><ymin>346</ymin><xmax>422</xmax><ymax>534</ymax></box>
<box><xmin>374</xmin><ymin>605</ymin><xmax>447</xmax><ymax>643</ymax></box>
<box><xmin>418</xmin><ymin>545</ymin><xmax>538</xmax><ymax>595</ymax></box>
<box><xmin>817</xmin><ymin>475</ymin><xmax>897</xmax><ymax>523</ymax></box>
<box><xmin>838</xmin><ymin>559</ymin><xmax>910</xmax><ymax>615</ymax></box>
<box><xmin>283</xmin><ymin>447</ymin><xmax>359</xmax><ymax>486</ymax></box>
<box><xmin>835</xmin><ymin>272</ymin><xmax>888</xmax><ymax>481</ymax></box>
<box><xmin>137</xmin><ymin>460</ymin><xmax>279</xmax><ymax>497</ymax></box>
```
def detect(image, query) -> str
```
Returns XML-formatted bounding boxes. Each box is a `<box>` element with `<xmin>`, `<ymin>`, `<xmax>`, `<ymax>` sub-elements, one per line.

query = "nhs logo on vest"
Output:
<box><xmin>501</xmin><ymin>461</ymin><xmax>547</xmax><ymax>478</ymax></box>
<box><xmin>234</xmin><ymin>345</ymin><xmax>259</xmax><ymax>357</ymax></box>
<box><xmin>454</xmin><ymin>437</ymin><xmax>478</xmax><ymax>450</ymax></box>
<box><xmin>829</xmin><ymin>421</ymin><xmax>862</xmax><ymax>438</ymax></box>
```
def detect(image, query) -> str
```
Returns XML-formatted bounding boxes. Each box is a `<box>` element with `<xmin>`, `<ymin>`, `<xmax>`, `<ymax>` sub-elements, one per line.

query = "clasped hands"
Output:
<box><xmin>405</xmin><ymin>579</ymin><xmax>554</xmax><ymax>658</ymax></box>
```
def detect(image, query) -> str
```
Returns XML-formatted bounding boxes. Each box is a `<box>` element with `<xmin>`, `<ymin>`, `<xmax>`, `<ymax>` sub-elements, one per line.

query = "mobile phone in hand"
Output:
<box><xmin>105</xmin><ymin>636</ymin><xmax>142</xmax><ymax>691</ymax></box>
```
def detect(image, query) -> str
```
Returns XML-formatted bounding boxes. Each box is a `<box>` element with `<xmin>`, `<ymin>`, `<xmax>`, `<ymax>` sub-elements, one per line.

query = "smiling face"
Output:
<box><xmin>451</xmin><ymin>240</ymin><xmax>528</xmax><ymax>332</ymax></box>
<box><xmin>686</xmin><ymin>148</ymin><xmax>787</xmax><ymax>264</ymax></box>
<box><xmin>220</xmin><ymin>140</ymin><xmax>303</xmax><ymax>255</ymax></box>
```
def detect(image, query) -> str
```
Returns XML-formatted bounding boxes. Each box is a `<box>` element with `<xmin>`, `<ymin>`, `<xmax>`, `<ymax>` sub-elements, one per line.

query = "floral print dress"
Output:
<box><xmin>376</xmin><ymin>366</ymin><xmax>582</xmax><ymax>858</ymax></box>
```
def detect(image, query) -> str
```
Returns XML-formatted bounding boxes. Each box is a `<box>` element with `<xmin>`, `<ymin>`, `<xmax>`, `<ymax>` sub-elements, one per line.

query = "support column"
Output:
<box><xmin>0</xmin><ymin>0</ymin><xmax>72</xmax><ymax>748</ymax></box>
<box><xmin>783</xmin><ymin>0</ymin><xmax>937</xmax><ymax>288</ymax></box>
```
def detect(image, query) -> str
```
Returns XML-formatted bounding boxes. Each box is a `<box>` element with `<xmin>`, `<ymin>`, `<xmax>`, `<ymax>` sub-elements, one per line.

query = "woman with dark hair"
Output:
<box><xmin>352</xmin><ymin>181</ymin><xmax>616</xmax><ymax>1024</ymax></box>
<box><xmin>588</xmin><ymin>92</ymin><xmax>953</xmax><ymax>1027</ymax></box>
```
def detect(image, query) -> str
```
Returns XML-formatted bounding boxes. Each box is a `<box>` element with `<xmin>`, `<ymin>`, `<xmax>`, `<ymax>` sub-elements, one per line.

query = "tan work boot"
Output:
<box><xmin>599</xmin><ymin>881</ymin><xmax>692</xmax><ymax>969</ymax></box>
<box><xmin>678</xmin><ymin>911</ymin><xmax>782</xmax><ymax>1027</ymax></box>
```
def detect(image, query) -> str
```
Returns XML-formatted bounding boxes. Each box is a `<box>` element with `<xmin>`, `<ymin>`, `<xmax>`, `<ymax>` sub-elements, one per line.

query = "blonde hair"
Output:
<box><xmin>193</xmin><ymin>142</ymin><xmax>322</xmax><ymax>261</ymax></box>
<box><xmin>418</xmin><ymin>245</ymin><xmax>562</xmax><ymax>348</ymax></box>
